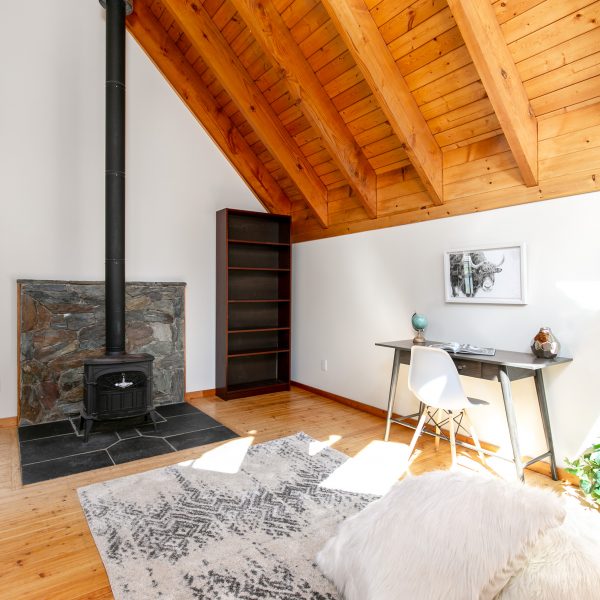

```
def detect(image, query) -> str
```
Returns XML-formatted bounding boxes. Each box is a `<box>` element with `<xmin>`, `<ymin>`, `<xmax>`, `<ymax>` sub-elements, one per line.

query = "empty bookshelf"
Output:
<box><xmin>215</xmin><ymin>208</ymin><xmax>291</xmax><ymax>400</ymax></box>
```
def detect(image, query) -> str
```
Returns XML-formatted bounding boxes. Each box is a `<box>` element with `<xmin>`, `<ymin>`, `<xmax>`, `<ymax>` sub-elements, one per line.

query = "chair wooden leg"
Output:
<box><xmin>448</xmin><ymin>410</ymin><xmax>457</xmax><ymax>468</ymax></box>
<box><xmin>407</xmin><ymin>409</ymin><xmax>429</xmax><ymax>459</ymax></box>
<box><xmin>434</xmin><ymin>409</ymin><xmax>440</xmax><ymax>452</ymax></box>
<box><xmin>464</xmin><ymin>410</ymin><xmax>486</xmax><ymax>465</ymax></box>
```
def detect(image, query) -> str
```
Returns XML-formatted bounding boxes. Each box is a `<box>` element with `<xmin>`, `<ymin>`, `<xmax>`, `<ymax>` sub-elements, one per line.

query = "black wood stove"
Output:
<box><xmin>80</xmin><ymin>0</ymin><xmax>155</xmax><ymax>441</ymax></box>
<box><xmin>82</xmin><ymin>354</ymin><xmax>155</xmax><ymax>441</ymax></box>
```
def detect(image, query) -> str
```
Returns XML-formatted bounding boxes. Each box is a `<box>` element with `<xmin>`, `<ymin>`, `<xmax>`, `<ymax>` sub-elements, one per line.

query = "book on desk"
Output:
<box><xmin>427</xmin><ymin>341</ymin><xmax>496</xmax><ymax>356</ymax></box>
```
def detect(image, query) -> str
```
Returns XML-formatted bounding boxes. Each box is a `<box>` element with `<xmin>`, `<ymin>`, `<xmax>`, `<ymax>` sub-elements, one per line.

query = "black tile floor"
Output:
<box><xmin>18</xmin><ymin>403</ymin><xmax>238</xmax><ymax>485</ymax></box>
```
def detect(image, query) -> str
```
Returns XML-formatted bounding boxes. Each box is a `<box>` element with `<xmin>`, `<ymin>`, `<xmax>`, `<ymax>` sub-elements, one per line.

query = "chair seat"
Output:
<box><xmin>467</xmin><ymin>397</ymin><xmax>489</xmax><ymax>407</ymax></box>
<box><xmin>435</xmin><ymin>396</ymin><xmax>489</xmax><ymax>412</ymax></box>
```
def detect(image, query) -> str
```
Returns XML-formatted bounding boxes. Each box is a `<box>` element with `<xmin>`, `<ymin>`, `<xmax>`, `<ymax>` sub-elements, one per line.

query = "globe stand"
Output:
<box><xmin>413</xmin><ymin>330</ymin><xmax>426</xmax><ymax>344</ymax></box>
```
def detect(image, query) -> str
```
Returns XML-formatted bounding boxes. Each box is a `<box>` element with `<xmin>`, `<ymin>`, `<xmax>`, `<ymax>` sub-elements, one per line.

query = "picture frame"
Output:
<box><xmin>443</xmin><ymin>243</ymin><xmax>527</xmax><ymax>304</ymax></box>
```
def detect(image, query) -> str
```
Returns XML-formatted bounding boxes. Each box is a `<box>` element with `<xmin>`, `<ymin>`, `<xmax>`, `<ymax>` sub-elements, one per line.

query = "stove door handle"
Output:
<box><xmin>115</xmin><ymin>374</ymin><xmax>134</xmax><ymax>389</ymax></box>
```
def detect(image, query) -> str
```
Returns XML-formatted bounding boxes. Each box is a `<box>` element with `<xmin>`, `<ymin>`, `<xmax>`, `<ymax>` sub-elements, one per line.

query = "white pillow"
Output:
<box><xmin>499</xmin><ymin>497</ymin><xmax>600</xmax><ymax>599</ymax></box>
<box><xmin>317</xmin><ymin>470</ymin><xmax>565</xmax><ymax>600</ymax></box>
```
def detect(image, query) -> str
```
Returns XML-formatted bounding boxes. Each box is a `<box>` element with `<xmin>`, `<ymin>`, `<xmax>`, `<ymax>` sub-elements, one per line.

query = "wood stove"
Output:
<box><xmin>82</xmin><ymin>354</ymin><xmax>155</xmax><ymax>441</ymax></box>
<box><xmin>80</xmin><ymin>0</ymin><xmax>155</xmax><ymax>440</ymax></box>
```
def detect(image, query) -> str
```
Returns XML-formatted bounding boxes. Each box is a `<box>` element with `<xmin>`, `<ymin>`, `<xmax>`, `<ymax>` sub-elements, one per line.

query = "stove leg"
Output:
<box><xmin>83</xmin><ymin>418</ymin><xmax>94</xmax><ymax>443</ymax></box>
<box><xmin>148</xmin><ymin>410</ymin><xmax>158</xmax><ymax>432</ymax></box>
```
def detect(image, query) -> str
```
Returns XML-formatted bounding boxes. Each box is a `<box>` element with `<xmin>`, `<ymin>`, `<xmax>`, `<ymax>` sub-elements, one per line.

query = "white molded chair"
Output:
<box><xmin>407</xmin><ymin>345</ymin><xmax>488</xmax><ymax>467</ymax></box>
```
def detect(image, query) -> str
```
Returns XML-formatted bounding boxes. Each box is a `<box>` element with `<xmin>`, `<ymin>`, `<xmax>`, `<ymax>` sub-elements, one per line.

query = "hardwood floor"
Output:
<box><xmin>0</xmin><ymin>386</ymin><xmax>584</xmax><ymax>599</ymax></box>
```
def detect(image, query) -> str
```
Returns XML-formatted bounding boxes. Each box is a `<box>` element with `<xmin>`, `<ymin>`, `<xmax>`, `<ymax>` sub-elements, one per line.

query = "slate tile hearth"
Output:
<box><xmin>18</xmin><ymin>402</ymin><xmax>238</xmax><ymax>485</ymax></box>
<box><xmin>18</xmin><ymin>419</ymin><xmax>75</xmax><ymax>442</ymax></box>
<box><xmin>108</xmin><ymin>437</ymin><xmax>174</xmax><ymax>465</ymax></box>
<box><xmin>138</xmin><ymin>411</ymin><xmax>222</xmax><ymax>437</ymax></box>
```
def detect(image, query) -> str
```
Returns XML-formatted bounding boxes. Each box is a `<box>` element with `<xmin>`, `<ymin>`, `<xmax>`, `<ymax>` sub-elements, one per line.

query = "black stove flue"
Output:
<box><xmin>80</xmin><ymin>0</ymin><xmax>154</xmax><ymax>441</ymax></box>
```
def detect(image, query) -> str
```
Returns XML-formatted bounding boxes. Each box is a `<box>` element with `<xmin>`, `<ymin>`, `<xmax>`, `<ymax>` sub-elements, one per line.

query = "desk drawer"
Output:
<box><xmin>452</xmin><ymin>358</ymin><xmax>481</xmax><ymax>378</ymax></box>
<box><xmin>481</xmin><ymin>363</ymin><xmax>500</xmax><ymax>381</ymax></box>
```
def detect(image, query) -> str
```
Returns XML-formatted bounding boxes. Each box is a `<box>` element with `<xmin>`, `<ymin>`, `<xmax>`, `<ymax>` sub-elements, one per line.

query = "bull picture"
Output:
<box><xmin>449</xmin><ymin>251</ymin><xmax>505</xmax><ymax>297</ymax></box>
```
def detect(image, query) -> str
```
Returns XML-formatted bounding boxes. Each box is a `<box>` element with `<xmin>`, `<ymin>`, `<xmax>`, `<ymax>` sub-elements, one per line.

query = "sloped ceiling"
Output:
<box><xmin>127</xmin><ymin>0</ymin><xmax>600</xmax><ymax>241</ymax></box>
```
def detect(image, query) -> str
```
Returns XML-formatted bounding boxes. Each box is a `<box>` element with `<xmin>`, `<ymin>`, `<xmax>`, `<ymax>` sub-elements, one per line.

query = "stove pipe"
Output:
<box><xmin>100</xmin><ymin>0</ymin><xmax>133</xmax><ymax>355</ymax></box>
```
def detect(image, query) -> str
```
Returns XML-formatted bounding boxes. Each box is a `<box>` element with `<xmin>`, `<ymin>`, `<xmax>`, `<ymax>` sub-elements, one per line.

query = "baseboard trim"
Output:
<box><xmin>292</xmin><ymin>381</ymin><xmax>386</xmax><ymax>418</ymax></box>
<box><xmin>0</xmin><ymin>416</ymin><xmax>18</xmax><ymax>429</ymax></box>
<box><xmin>185</xmin><ymin>389</ymin><xmax>216</xmax><ymax>401</ymax></box>
<box><xmin>291</xmin><ymin>381</ymin><xmax>578</xmax><ymax>485</ymax></box>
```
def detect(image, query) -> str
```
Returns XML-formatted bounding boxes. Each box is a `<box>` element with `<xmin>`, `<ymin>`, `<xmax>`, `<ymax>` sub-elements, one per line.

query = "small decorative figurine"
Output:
<box><xmin>531</xmin><ymin>327</ymin><xmax>560</xmax><ymax>359</ymax></box>
<box><xmin>411</xmin><ymin>312</ymin><xmax>428</xmax><ymax>344</ymax></box>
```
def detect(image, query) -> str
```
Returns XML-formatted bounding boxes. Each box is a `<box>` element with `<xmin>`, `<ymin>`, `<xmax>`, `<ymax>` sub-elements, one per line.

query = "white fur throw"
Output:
<box><xmin>317</xmin><ymin>471</ymin><xmax>566</xmax><ymax>600</ymax></box>
<box><xmin>498</xmin><ymin>496</ymin><xmax>600</xmax><ymax>599</ymax></box>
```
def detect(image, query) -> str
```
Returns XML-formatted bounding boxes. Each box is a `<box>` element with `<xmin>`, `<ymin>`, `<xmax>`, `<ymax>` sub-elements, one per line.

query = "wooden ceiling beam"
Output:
<box><xmin>231</xmin><ymin>0</ymin><xmax>377</xmax><ymax>218</ymax></box>
<box><xmin>321</xmin><ymin>0</ymin><xmax>444</xmax><ymax>206</ymax></box>
<box><xmin>126</xmin><ymin>1</ymin><xmax>291</xmax><ymax>216</ymax></box>
<box><xmin>447</xmin><ymin>0</ymin><xmax>538</xmax><ymax>186</ymax></box>
<box><xmin>160</xmin><ymin>0</ymin><xmax>329</xmax><ymax>227</ymax></box>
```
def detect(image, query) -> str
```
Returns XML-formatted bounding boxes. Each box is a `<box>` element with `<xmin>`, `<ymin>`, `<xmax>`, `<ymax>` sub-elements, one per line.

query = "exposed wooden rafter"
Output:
<box><xmin>321</xmin><ymin>0</ymin><xmax>444</xmax><ymax>206</ymax></box>
<box><xmin>231</xmin><ymin>0</ymin><xmax>377</xmax><ymax>218</ymax></box>
<box><xmin>126</xmin><ymin>0</ymin><xmax>600</xmax><ymax>242</ymax></box>
<box><xmin>127</xmin><ymin>2</ymin><xmax>291</xmax><ymax>216</ymax></box>
<box><xmin>160</xmin><ymin>0</ymin><xmax>329</xmax><ymax>227</ymax></box>
<box><xmin>447</xmin><ymin>0</ymin><xmax>538</xmax><ymax>186</ymax></box>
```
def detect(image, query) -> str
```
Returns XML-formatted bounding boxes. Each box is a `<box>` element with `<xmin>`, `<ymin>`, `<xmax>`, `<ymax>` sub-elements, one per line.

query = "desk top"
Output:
<box><xmin>375</xmin><ymin>340</ymin><xmax>572</xmax><ymax>370</ymax></box>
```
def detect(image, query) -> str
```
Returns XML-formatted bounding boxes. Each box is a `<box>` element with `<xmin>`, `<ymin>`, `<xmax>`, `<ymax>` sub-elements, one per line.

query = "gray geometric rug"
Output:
<box><xmin>78</xmin><ymin>432</ymin><xmax>378</xmax><ymax>599</ymax></box>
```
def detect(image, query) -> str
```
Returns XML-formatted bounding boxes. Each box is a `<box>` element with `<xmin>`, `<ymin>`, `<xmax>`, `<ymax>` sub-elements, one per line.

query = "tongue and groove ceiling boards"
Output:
<box><xmin>127</xmin><ymin>0</ymin><xmax>600</xmax><ymax>242</ymax></box>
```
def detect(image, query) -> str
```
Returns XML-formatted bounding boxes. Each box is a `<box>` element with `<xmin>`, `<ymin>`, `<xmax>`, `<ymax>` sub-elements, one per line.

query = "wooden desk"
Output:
<box><xmin>376</xmin><ymin>340</ymin><xmax>572</xmax><ymax>481</ymax></box>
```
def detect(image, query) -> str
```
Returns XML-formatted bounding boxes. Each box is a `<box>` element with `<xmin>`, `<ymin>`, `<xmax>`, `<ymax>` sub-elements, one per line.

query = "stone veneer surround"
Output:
<box><xmin>18</xmin><ymin>280</ymin><xmax>185</xmax><ymax>425</ymax></box>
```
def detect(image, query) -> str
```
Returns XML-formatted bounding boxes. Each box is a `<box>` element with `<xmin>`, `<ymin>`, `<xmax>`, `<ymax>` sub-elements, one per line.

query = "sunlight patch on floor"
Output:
<box><xmin>177</xmin><ymin>436</ymin><xmax>254</xmax><ymax>474</ymax></box>
<box><xmin>309</xmin><ymin>434</ymin><xmax>342</xmax><ymax>456</ymax></box>
<box><xmin>455</xmin><ymin>448</ymin><xmax>549</xmax><ymax>483</ymax></box>
<box><xmin>454</xmin><ymin>453</ymin><xmax>509</xmax><ymax>479</ymax></box>
<box><xmin>320</xmin><ymin>440</ymin><xmax>411</xmax><ymax>496</ymax></box>
<box><xmin>453</xmin><ymin>445</ymin><xmax>522</xmax><ymax>481</ymax></box>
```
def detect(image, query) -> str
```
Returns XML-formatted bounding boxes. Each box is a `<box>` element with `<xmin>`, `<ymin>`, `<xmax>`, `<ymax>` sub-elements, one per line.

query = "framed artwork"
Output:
<box><xmin>444</xmin><ymin>243</ymin><xmax>527</xmax><ymax>304</ymax></box>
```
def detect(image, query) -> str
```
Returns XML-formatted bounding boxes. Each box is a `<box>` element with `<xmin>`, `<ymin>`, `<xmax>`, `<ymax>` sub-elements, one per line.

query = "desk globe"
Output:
<box><xmin>411</xmin><ymin>313</ymin><xmax>428</xmax><ymax>344</ymax></box>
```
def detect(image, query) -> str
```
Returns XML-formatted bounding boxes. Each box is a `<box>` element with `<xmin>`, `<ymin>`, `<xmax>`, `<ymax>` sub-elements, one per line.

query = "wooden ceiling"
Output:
<box><xmin>127</xmin><ymin>0</ymin><xmax>600</xmax><ymax>241</ymax></box>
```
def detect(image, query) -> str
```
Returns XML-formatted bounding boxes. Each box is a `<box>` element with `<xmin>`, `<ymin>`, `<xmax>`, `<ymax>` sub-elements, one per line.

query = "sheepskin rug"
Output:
<box><xmin>317</xmin><ymin>471</ymin><xmax>569</xmax><ymax>600</ymax></box>
<box><xmin>498</xmin><ymin>494</ymin><xmax>600</xmax><ymax>599</ymax></box>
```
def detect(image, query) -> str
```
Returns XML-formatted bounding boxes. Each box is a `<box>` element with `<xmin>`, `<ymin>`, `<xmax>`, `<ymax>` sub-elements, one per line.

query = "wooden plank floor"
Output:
<box><xmin>0</xmin><ymin>386</ymin><xmax>585</xmax><ymax>599</ymax></box>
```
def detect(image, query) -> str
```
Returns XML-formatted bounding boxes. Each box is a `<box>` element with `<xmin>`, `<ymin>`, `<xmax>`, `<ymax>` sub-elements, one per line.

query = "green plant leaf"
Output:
<box><xmin>566</xmin><ymin>442</ymin><xmax>600</xmax><ymax>501</ymax></box>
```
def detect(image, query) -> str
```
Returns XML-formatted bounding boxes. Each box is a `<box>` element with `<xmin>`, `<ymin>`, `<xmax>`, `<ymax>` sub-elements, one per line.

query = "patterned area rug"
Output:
<box><xmin>78</xmin><ymin>432</ymin><xmax>377</xmax><ymax>599</ymax></box>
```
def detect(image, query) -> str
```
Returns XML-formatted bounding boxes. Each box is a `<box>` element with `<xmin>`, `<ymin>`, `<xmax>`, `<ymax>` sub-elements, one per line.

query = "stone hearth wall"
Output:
<box><xmin>18</xmin><ymin>280</ymin><xmax>185</xmax><ymax>425</ymax></box>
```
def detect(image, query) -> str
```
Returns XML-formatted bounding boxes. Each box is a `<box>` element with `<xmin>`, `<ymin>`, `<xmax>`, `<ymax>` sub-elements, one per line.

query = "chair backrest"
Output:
<box><xmin>408</xmin><ymin>345</ymin><xmax>468</xmax><ymax>410</ymax></box>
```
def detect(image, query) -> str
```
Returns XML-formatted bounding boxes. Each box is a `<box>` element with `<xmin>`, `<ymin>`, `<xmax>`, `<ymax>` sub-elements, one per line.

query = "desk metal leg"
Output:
<box><xmin>384</xmin><ymin>349</ymin><xmax>401</xmax><ymax>441</ymax></box>
<box><xmin>499</xmin><ymin>367</ymin><xmax>525</xmax><ymax>482</ymax></box>
<box><xmin>534</xmin><ymin>370</ymin><xmax>558</xmax><ymax>481</ymax></box>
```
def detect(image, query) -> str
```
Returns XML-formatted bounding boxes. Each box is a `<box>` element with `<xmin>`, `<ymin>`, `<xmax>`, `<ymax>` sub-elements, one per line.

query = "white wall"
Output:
<box><xmin>292</xmin><ymin>193</ymin><xmax>600</xmax><ymax>466</ymax></box>
<box><xmin>0</xmin><ymin>1</ymin><xmax>262</xmax><ymax>418</ymax></box>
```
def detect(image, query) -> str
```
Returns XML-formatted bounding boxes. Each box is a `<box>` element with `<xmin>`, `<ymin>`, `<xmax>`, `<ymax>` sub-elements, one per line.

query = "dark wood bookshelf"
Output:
<box><xmin>216</xmin><ymin>209</ymin><xmax>291</xmax><ymax>400</ymax></box>
<box><xmin>225</xmin><ymin>379</ymin><xmax>289</xmax><ymax>395</ymax></box>
<box><xmin>228</xmin><ymin>326</ymin><xmax>290</xmax><ymax>333</ymax></box>
<box><xmin>228</xmin><ymin>267</ymin><xmax>291</xmax><ymax>272</ymax></box>
<box><xmin>229</xmin><ymin>239</ymin><xmax>289</xmax><ymax>247</ymax></box>
<box><xmin>228</xmin><ymin>300</ymin><xmax>291</xmax><ymax>305</ymax></box>
<box><xmin>228</xmin><ymin>348</ymin><xmax>290</xmax><ymax>358</ymax></box>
